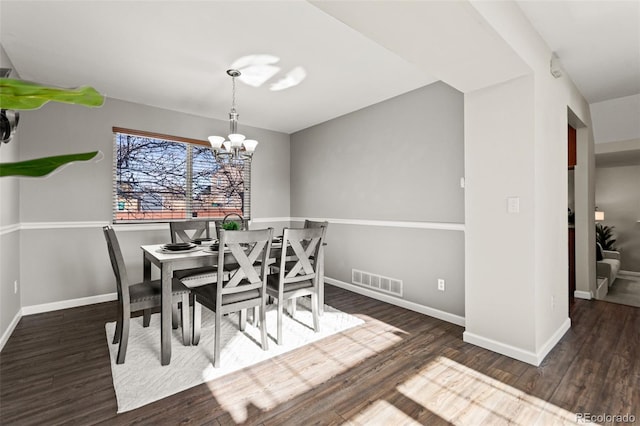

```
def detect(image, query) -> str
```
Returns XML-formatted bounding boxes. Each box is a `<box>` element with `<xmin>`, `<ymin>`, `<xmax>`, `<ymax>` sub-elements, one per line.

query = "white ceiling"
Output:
<box><xmin>0</xmin><ymin>1</ymin><xmax>437</xmax><ymax>134</ymax></box>
<box><xmin>517</xmin><ymin>0</ymin><xmax>640</xmax><ymax>104</ymax></box>
<box><xmin>1</xmin><ymin>0</ymin><xmax>639</xmax><ymax>136</ymax></box>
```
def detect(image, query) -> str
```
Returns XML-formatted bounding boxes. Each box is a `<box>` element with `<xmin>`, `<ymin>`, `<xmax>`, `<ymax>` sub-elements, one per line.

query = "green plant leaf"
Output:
<box><xmin>222</xmin><ymin>221</ymin><xmax>240</xmax><ymax>230</ymax></box>
<box><xmin>0</xmin><ymin>78</ymin><xmax>104</xmax><ymax>110</ymax></box>
<box><xmin>596</xmin><ymin>223</ymin><xmax>617</xmax><ymax>251</ymax></box>
<box><xmin>0</xmin><ymin>151</ymin><xmax>100</xmax><ymax>177</ymax></box>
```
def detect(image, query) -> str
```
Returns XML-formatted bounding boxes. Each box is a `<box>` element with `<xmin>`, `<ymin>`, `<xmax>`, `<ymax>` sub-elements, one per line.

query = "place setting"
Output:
<box><xmin>158</xmin><ymin>242</ymin><xmax>202</xmax><ymax>254</ymax></box>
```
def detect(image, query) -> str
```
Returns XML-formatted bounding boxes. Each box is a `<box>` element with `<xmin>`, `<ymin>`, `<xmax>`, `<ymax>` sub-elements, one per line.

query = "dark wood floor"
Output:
<box><xmin>1</xmin><ymin>285</ymin><xmax>638</xmax><ymax>425</ymax></box>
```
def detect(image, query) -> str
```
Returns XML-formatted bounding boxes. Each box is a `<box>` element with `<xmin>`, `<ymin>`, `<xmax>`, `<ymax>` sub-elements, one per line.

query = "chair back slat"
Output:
<box><xmin>102</xmin><ymin>226</ymin><xmax>130</xmax><ymax>300</ymax></box>
<box><xmin>225</xmin><ymin>241</ymin><xmax>265</xmax><ymax>287</ymax></box>
<box><xmin>285</xmin><ymin>237</ymin><xmax>320</xmax><ymax>278</ymax></box>
<box><xmin>279</xmin><ymin>227</ymin><xmax>324</xmax><ymax>284</ymax></box>
<box><xmin>217</xmin><ymin>228</ymin><xmax>273</xmax><ymax>300</ymax></box>
<box><xmin>170</xmin><ymin>220</ymin><xmax>211</xmax><ymax>243</ymax></box>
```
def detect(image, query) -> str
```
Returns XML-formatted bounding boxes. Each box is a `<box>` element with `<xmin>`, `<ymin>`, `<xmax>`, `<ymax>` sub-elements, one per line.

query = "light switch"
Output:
<box><xmin>507</xmin><ymin>196</ymin><xmax>520</xmax><ymax>213</ymax></box>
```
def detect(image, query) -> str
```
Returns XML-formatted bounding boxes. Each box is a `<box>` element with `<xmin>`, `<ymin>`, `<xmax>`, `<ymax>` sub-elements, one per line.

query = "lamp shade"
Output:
<box><xmin>208</xmin><ymin>136</ymin><xmax>225</xmax><ymax>149</ymax></box>
<box><xmin>228</xmin><ymin>133</ymin><xmax>245</xmax><ymax>149</ymax></box>
<box><xmin>243</xmin><ymin>139</ymin><xmax>258</xmax><ymax>152</ymax></box>
<box><xmin>595</xmin><ymin>211</ymin><xmax>605</xmax><ymax>221</ymax></box>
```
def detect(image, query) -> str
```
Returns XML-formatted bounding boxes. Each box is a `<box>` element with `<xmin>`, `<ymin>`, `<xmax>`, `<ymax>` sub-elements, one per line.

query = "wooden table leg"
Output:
<box><xmin>143</xmin><ymin>255</ymin><xmax>151</xmax><ymax>282</ymax></box>
<box><xmin>161</xmin><ymin>263</ymin><xmax>173</xmax><ymax>366</ymax></box>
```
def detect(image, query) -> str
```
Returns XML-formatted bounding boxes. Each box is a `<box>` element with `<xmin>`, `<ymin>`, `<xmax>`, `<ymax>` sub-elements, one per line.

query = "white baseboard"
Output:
<box><xmin>535</xmin><ymin>318</ymin><xmax>571</xmax><ymax>365</ymax></box>
<box><xmin>21</xmin><ymin>293</ymin><xmax>117</xmax><ymax>316</ymax></box>
<box><xmin>0</xmin><ymin>309</ymin><xmax>22</xmax><ymax>352</ymax></box>
<box><xmin>325</xmin><ymin>277</ymin><xmax>465</xmax><ymax>327</ymax></box>
<box><xmin>619</xmin><ymin>270</ymin><xmax>640</xmax><ymax>277</ymax></box>
<box><xmin>463</xmin><ymin>331</ymin><xmax>539</xmax><ymax>365</ymax></box>
<box><xmin>574</xmin><ymin>290</ymin><xmax>592</xmax><ymax>300</ymax></box>
<box><xmin>595</xmin><ymin>278</ymin><xmax>609</xmax><ymax>299</ymax></box>
<box><xmin>463</xmin><ymin>318</ymin><xmax>570</xmax><ymax>366</ymax></box>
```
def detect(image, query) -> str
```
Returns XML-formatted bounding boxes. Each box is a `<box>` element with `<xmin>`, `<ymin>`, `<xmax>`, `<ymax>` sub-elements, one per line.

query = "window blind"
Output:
<box><xmin>112</xmin><ymin>127</ymin><xmax>251</xmax><ymax>223</ymax></box>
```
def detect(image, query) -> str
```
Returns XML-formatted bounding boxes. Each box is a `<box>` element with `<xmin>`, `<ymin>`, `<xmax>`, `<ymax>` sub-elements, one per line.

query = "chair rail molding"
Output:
<box><xmin>9</xmin><ymin>218</ymin><xmax>465</xmax><ymax>232</ymax></box>
<box><xmin>20</xmin><ymin>221</ymin><xmax>109</xmax><ymax>230</ymax></box>
<box><xmin>0</xmin><ymin>223</ymin><xmax>20</xmax><ymax>236</ymax></box>
<box><xmin>291</xmin><ymin>217</ymin><xmax>465</xmax><ymax>231</ymax></box>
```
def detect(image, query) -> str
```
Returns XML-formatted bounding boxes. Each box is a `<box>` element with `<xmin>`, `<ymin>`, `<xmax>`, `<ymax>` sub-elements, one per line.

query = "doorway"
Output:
<box><xmin>568</xmin><ymin>124</ymin><xmax>576</xmax><ymax>312</ymax></box>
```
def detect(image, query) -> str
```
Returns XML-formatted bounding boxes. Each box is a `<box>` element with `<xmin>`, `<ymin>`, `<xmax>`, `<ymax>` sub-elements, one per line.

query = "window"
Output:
<box><xmin>113</xmin><ymin>127</ymin><xmax>251</xmax><ymax>223</ymax></box>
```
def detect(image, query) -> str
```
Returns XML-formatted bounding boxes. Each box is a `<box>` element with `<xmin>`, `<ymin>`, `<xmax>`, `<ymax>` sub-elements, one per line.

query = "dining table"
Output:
<box><xmin>141</xmin><ymin>239</ymin><xmax>326</xmax><ymax>366</ymax></box>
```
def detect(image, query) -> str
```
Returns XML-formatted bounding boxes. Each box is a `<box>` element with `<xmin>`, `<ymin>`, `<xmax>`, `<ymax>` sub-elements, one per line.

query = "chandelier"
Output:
<box><xmin>208</xmin><ymin>69</ymin><xmax>258</xmax><ymax>161</ymax></box>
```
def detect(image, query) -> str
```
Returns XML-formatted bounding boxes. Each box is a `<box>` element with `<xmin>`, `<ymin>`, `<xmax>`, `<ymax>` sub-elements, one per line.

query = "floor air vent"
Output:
<box><xmin>352</xmin><ymin>269</ymin><xmax>403</xmax><ymax>297</ymax></box>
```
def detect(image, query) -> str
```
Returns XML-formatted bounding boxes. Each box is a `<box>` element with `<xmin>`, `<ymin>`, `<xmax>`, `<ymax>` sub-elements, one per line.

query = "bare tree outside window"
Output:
<box><xmin>113</xmin><ymin>132</ymin><xmax>250</xmax><ymax>222</ymax></box>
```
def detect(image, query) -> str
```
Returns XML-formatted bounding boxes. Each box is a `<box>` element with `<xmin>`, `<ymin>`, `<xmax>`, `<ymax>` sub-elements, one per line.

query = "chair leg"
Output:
<box><xmin>172</xmin><ymin>305</ymin><xmax>179</xmax><ymax>329</ymax></box>
<box><xmin>142</xmin><ymin>309</ymin><xmax>151</xmax><ymax>327</ymax></box>
<box><xmin>192</xmin><ymin>299</ymin><xmax>201</xmax><ymax>345</ymax></box>
<box><xmin>113</xmin><ymin>304</ymin><xmax>123</xmax><ymax>344</ymax></box>
<box><xmin>260</xmin><ymin>301</ymin><xmax>268</xmax><ymax>351</ymax></box>
<box><xmin>239</xmin><ymin>309</ymin><xmax>247</xmax><ymax>331</ymax></box>
<box><xmin>311</xmin><ymin>293</ymin><xmax>320</xmax><ymax>333</ymax></box>
<box><xmin>290</xmin><ymin>299</ymin><xmax>297</xmax><ymax>317</ymax></box>
<box><xmin>116</xmin><ymin>313</ymin><xmax>130</xmax><ymax>364</ymax></box>
<box><xmin>277</xmin><ymin>299</ymin><xmax>284</xmax><ymax>345</ymax></box>
<box><xmin>214</xmin><ymin>310</ymin><xmax>222</xmax><ymax>368</ymax></box>
<box><xmin>248</xmin><ymin>306</ymin><xmax>256</xmax><ymax>325</ymax></box>
<box><xmin>180</xmin><ymin>295</ymin><xmax>190</xmax><ymax>346</ymax></box>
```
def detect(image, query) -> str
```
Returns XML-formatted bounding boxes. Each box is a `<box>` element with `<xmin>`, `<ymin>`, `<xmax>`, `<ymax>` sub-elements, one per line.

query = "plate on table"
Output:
<box><xmin>203</xmin><ymin>243</ymin><xmax>220</xmax><ymax>252</ymax></box>
<box><xmin>193</xmin><ymin>238</ymin><xmax>214</xmax><ymax>245</ymax></box>
<box><xmin>160</xmin><ymin>243</ymin><xmax>201</xmax><ymax>253</ymax></box>
<box><xmin>159</xmin><ymin>247</ymin><xmax>202</xmax><ymax>254</ymax></box>
<box><xmin>204</xmin><ymin>244</ymin><xmax>233</xmax><ymax>253</ymax></box>
<box><xmin>163</xmin><ymin>242</ymin><xmax>195</xmax><ymax>251</ymax></box>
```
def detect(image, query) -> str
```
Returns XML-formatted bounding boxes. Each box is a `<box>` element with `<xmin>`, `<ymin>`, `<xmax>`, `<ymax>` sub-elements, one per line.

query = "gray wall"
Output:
<box><xmin>15</xmin><ymin>98</ymin><xmax>290</xmax><ymax>307</ymax></box>
<box><xmin>0</xmin><ymin>44</ymin><xmax>21</xmax><ymax>343</ymax></box>
<box><xmin>595</xmin><ymin>164</ymin><xmax>640</xmax><ymax>272</ymax></box>
<box><xmin>290</xmin><ymin>82</ymin><xmax>465</xmax><ymax>317</ymax></box>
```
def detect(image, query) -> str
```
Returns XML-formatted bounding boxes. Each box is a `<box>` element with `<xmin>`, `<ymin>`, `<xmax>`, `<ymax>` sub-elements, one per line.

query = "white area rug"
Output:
<box><xmin>105</xmin><ymin>299</ymin><xmax>363</xmax><ymax>413</ymax></box>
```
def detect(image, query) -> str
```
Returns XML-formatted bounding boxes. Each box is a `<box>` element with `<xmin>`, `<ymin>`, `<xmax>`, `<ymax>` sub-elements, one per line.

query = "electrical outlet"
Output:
<box><xmin>438</xmin><ymin>279</ymin><xmax>445</xmax><ymax>291</ymax></box>
<box><xmin>14</xmin><ymin>280</ymin><xmax>18</xmax><ymax>294</ymax></box>
<box><xmin>507</xmin><ymin>196</ymin><xmax>520</xmax><ymax>213</ymax></box>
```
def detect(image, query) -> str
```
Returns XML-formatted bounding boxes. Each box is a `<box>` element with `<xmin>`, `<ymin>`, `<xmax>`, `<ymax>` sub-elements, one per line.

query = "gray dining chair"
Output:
<box><xmin>170</xmin><ymin>220</ymin><xmax>212</xmax><ymax>244</ymax></box>
<box><xmin>304</xmin><ymin>220</ymin><xmax>328</xmax><ymax>314</ymax></box>
<box><xmin>169</xmin><ymin>220</ymin><xmax>218</xmax><ymax>282</ymax></box>
<box><xmin>183</xmin><ymin>227</ymin><xmax>273</xmax><ymax>367</ymax></box>
<box><xmin>169</xmin><ymin>220</ymin><xmax>222</xmax><ymax>337</ymax></box>
<box><xmin>103</xmin><ymin>226</ymin><xmax>191</xmax><ymax>364</ymax></box>
<box><xmin>267</xmin><ymin>227</ymin><xmax>325</xmax><ymax>345</ymax></box>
